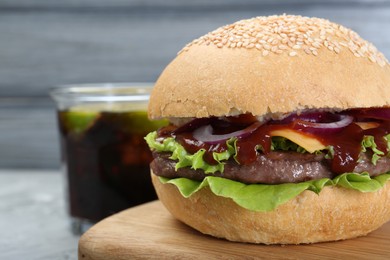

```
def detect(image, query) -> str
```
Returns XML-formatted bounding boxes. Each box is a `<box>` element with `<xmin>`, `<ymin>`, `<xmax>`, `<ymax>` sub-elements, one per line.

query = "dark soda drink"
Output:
<box><xmin>58</xmin><ymin>108</ymin><xmax>166</xmax><ymax>222</ymax></box>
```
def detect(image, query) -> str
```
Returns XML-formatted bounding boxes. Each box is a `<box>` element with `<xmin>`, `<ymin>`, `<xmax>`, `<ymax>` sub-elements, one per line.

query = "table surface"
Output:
<box><xmin>0</xmin><ymin>169</ymin><xmax>79</xmax><ymax>260</ymax></box>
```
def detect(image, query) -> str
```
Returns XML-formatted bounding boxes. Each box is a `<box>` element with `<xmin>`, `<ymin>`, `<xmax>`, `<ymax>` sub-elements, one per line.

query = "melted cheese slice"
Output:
<box><xmin>355</xmin><ymin>122</ymin><xmax>380</xmax><ymax>130</ymax></box>
<box><xmin>270</xmin><ymin>129</ymin><xmax>326</xmax><ymax>153</ymax></box>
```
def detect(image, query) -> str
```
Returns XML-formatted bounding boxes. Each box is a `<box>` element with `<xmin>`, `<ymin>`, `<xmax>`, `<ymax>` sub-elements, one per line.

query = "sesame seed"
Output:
<box><xmin>312</xmin><ymin>42</ymin><xmax>321</xmax><ymax>48</ymax></box>
<box><xmin>178</xmin><ymin>14</ymin><xmax>388</xmax><ymax>66</ymax></box>
<box><xmin>348</xmin><ymin>46</ymin><xmax>357</xmax><ymax>54</ymax></box>
<box><xmin>278</xmin><ymin>44</ymin><xmax>288</xmax><ymax>50</ymax></box>
<box><xmin>314</xmin><ymin>37</ymin><xmax>322</xmax><ymax>43</ymax></box>
<box><xmin>378</xmin><ymin>59</ymin><xmax>386</xmax><ymax>67</ymax></box>
<box><xmin>298</xmin><ymin>26</ymin><xmax>308</xmax><ymax>32</ymax></box>
<box><xmin>264</xmin><ymin>44</ymin><xmax>271</xmax><ymax>50</ymax></box>
<box><xmin>326</xmin><ymin>29</ymin><xmax>334</xmax><ymax>34</ymax></box>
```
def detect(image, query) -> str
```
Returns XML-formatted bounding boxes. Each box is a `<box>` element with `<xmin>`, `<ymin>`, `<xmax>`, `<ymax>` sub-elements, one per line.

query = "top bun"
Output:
<box><xmin>148</xmin><ymin>15</ymin><xmax>390</xmax><ymax>119</ymax></box>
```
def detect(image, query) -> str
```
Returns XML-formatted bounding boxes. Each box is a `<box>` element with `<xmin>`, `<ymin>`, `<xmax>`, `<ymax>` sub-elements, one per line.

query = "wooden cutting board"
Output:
<box><xmin>78</xmin><ymin>201</ymin><xmax>390</xmax><ymax>259</ymax></box>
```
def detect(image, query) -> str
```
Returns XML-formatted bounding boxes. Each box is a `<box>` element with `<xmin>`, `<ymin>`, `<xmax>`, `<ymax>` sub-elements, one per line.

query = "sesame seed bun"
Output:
<box><xmin>148</xmin><ymin>15</ymin><xmax>390</xmax><ymax>119</ymax></box>
<box><xmin>151</xmin><ymin>172</ymin><xmax>390</xmax><ymax>244</ymax></box>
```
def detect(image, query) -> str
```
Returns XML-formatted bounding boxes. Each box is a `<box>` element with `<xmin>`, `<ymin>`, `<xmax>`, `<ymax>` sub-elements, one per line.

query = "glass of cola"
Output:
<box><xmin>51</xmin><ymin>83</ymin><xmax>166</xmax><ymax>234</ymax></box>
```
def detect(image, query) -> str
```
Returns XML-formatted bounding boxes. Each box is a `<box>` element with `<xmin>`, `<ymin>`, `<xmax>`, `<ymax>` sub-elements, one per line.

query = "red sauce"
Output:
<box><xmin>175</xmin><ymin>133</ymin><xmax>228</xmax><ymax>164</ymax></box>
<box><xmin>319</xmin><ymin>123</ymin><xmax>363</xmax><ymax>173</ymax></box>
<box><xmin>157</xmin><ymin>113</ymin><xmax>390</xmax><ymax>174</ymax></box>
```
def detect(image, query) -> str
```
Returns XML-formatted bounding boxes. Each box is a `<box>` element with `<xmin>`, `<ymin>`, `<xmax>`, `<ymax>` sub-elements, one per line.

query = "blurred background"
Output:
<box><xmin>1</xmin><ymin>0</ymin><xmax>390</xmax><ymax>170</ymax></box>
<box><xmin>1</xmin><ymin>1</ymin><xmax>390</xmax><ymax>259</ymax></box>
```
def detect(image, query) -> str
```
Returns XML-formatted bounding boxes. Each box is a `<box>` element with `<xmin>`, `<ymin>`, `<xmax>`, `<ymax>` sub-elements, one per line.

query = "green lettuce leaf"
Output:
<box><xmin>361</xmin><ymin>135</ymin><xmax>385</xmax><ymax>165</ymax></box>
<box><xmin>384</xmin><ymin>134</ymin><xmax>390</xmax><ymax>156</ymax></box>
<box><xmin>160</xmin><ymin>172</ymin><xmax>390</xmax><ymax>212</ymax></box>
<box><xmin>271</xmin><ymin>136</ymin><xmax>307</xmax><ymax>153</ymax></box>
<box><xmin>145</xmin><ymin>131</ymin><xmax>236</xmax><ymax>173</ymax></box>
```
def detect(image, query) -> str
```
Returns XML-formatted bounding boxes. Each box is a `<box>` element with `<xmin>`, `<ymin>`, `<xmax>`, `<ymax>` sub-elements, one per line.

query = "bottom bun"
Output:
<box><xmin>151</xmin><ymin>171</ymin><xmax>390</xmax><ymax>244</ymax></box>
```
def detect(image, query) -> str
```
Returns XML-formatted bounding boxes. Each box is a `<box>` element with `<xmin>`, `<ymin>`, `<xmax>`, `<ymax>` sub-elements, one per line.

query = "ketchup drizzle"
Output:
<box><xmin>157</xmin><ymin>113</ymin><xmax>390</xmax><ymax>174</ymax></box>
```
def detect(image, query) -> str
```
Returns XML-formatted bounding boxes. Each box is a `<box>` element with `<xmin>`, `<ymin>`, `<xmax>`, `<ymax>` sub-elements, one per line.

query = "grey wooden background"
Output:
<box><xmin>1</xmin><ymin>1</ymin><xmax>390</xmax><ymax>259</ymax></box>
<box><xmin>1</xmin><ymin>0</ymin><xmax>390</xmax><ymax>169</ymax></box>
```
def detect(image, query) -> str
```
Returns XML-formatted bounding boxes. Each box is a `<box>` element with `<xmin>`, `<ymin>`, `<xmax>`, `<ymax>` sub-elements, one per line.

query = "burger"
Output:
<box><xmin>145</xmin><ymin>14</ymin><xmax>390</xmax><ymax>244</ymax></box>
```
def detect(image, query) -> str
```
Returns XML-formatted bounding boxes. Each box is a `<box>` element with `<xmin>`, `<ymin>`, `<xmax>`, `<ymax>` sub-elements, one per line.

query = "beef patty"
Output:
<box><xmin>150</xmin><ymin>151</ymin><xmax>390</xmax><ymax>184</ymax></box>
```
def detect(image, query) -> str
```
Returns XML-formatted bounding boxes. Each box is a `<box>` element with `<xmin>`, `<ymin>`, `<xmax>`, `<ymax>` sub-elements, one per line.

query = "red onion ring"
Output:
<box><xmin>273</xmin><ymin>112</ymin><xmax>342</xmax><ymax>125</ymax></box>
<box><xmin>294</xmin><ymin>114</ymin><xmax>353</xmax><ymax>129</ymax></box>
<box><xmin>193</xmin><ymin>121</ymin><xmax>262</xmax><ymax>144</ymax></box>
<box><xmin>269</xmin><ymin>111</ymin><xmax>353</xmax><ymax>132</ymax></box>
<box><xmin>291</xmin><ymin>114</ymin><xmax>353</xmax><ymax>135</ymax></box>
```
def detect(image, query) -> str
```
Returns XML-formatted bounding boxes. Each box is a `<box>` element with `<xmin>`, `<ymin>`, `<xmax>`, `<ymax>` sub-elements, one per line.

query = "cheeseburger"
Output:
<box><xmin>145</xmin><ymin>15</ymin><xmax>390</xmax><ymax>244</ymax></box>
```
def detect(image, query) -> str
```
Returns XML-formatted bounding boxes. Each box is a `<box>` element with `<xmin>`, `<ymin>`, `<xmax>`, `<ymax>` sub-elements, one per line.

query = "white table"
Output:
<box><xmin>0</xmin><ymin>169</ymin><xmax>79</xmax><ymax>260</ymax></box>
